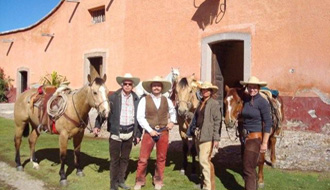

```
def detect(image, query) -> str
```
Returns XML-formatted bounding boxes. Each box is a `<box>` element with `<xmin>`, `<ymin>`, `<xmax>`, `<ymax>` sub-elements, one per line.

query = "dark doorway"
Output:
<box><xmin>89</xmin><ymin>57</ymin><xmax>103</xmax><ymax>81</ymax></box>
<box><xmin>19</xmin><ymin>71</ymin><xmax>28</xmax><ymax>93</ymax></box>
<box><xmin>211</xmin><ymin>40</ymin><xmax>244</xmax><ymax>114</ymax></box>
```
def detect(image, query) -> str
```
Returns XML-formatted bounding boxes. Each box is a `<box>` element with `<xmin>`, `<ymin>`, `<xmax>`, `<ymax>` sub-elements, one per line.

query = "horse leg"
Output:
<box><xmin>14</xmin><ymin>122</ymin><xmax>28</xmax><ymax>171</ymax></box>
<box><xmin>28</xmin><ymin>128</ymin><xmax>40</xmax><ymax>169</ymax></box>
<box><xmin>181</xmin><ymin>137</ymin><xmax>189</xmax><ymax>174</ymax></box>
<box><xmin>269</xmin><ymin>135</ymin><xmax>277</xmax><ymax>168</ymax></box>
<box><xmin>190</xmin><ymin>137</ymin><xmax>197</xmax><ymax>175</ymax></box>
<box><xmin>59</xmin><ymin>133</ymin><xmax>69</xmax><ymax>186</ymax></box>
<box><xmin>257</xmin><ymin>152</ymin><xmax>265</xmax><ymax>188</ymax></box>
<box><xmin>73</xmin><ymin>131</ymin><xmax>85</xmax><ymax>177</ymax></box>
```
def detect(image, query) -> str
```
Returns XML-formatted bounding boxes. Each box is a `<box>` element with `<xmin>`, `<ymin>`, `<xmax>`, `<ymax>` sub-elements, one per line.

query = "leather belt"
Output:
<box><xmin>247</xmin><ymin>132</ymin><xmax>262</xmax><ymax>140</ymax></box>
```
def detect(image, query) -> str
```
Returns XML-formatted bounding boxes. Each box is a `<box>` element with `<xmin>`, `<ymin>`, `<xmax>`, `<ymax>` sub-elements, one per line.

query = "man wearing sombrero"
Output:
<box><xmin>239</xmin><ymin>76</ymin><xmax>272</xmax><ymax>190</ymax></box>
<box><xmin>134</xmin><ymin>76</ymin><xmax>177</xmax><ymax>190</ymax></box>
<box><xmin>94</xmin><ymin>73</ymin><xmax>142</xmax><ymax>190</ymax></box>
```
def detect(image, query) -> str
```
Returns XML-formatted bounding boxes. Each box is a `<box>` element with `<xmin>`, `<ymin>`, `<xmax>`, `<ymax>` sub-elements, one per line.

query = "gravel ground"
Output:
<box><xmin>1</xmin><ymin>104</ymin><xmax>329</xmax><ymax>189</ymax></box>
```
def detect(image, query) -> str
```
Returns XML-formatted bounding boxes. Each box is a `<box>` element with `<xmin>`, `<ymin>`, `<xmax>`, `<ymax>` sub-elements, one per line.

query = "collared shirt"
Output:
<box><xmin>120</xmin><ymin>91</ymin><xmax>135</xmax><ymax>126</ymax></box>
<box><xmin>111</xmin><ymin>91</ymin><xmax>134</xmax><ymax>141</ymax></box>
<box><xmin>137</xmin><ymin>93</ymin><xmax>177</xmax><ymax>133</ymax></box>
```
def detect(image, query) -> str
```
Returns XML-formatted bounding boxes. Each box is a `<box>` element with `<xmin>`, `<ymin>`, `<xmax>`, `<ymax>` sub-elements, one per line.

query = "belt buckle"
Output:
<box><xmin>154</xmin><ymin>125</ymin><xmax>160</xmax><ymax>130</ymax></box>
<box><xmin>242</xmin><ymin>128</ymin><xmax>248</xmax><ymax>138</ymax></box>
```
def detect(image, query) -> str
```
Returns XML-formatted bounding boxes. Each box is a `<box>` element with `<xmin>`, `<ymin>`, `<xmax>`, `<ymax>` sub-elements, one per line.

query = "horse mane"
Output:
<box><xmin>93</xmin><ymin>77</ymin><xmax>105</xmax><ymax>85</ymax></box>
<box><xmin>178</xmin><ymin>77</ymin><xmax>189</xmax><ymax>89</ymax></box>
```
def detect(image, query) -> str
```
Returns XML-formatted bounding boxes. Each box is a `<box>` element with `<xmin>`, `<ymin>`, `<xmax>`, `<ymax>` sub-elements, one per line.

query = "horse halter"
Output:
<box><xmin>89</xmin><ymin>85</ymin><xmax>109</xmax><ymax>114</ymax></box>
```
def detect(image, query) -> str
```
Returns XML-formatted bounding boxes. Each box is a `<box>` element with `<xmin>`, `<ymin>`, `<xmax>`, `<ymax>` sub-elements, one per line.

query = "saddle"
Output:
<box><xmin>29</xmin><ymin>85</ymin><xmax>57</xmax><ymax>133</ymax></box>
<box><xmin>29</xmin><ymin>85</ymin><xmax>71</xmax><ymax>134</ymax></box>
<box><xmin>260</xmin><ymin>89</ymin><xmax>283</xmax><ymax>131</ymax></box>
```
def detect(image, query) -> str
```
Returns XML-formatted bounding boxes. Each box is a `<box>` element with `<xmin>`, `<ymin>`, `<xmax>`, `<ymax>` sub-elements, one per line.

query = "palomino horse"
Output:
<box><xmin>14</xmin><ymin>75</ymin><xmax>110</xmax><ymax>185</ymax></box>
<box><xmin>175</xmin><ymin>74</ymin><xmax>200</xmax><ymax>174</ymax></box>
<box><xmin>135</xmin><ymin>67</ymin><xmax>180</xmax><ymax>98</ymax></box>
<box><xmin>223</xmin><ymin>85</ymin><xmax>283</xmax><ymax>188</ymax></box>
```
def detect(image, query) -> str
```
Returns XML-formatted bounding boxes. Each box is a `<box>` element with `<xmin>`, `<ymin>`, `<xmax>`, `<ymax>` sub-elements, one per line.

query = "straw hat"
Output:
<box><xmin>142</xmin><ymin>76</ymin><xmax>171</xmax><ymax>94</ymax></box>
<box><xmin>240</xmin><ymin>76</ymin><xmax>267</xmax><ymax>87</ymax></box>
<box><xmin>199</xmin><ymin>81</ymin><xmax>218</xmax><ymax>93</ymax></box>
<box><xmin>116</xmin><ymin>73</ymin><xmax>140</xmax><ymax>86</ymax></box>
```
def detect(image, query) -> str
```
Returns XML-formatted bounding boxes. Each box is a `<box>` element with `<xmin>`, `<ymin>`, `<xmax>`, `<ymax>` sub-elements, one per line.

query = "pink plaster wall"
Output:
<box><xmin>0</xmin><ymin>0</ymin><xmax>329</xmax><ymax>130</ymax></box>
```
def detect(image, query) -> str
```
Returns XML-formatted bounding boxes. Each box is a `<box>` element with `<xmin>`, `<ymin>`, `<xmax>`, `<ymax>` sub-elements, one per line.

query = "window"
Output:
<box><xmin>89</xmin><ymin>6</ymin><xmax>105</xmax><ymax>24</ymax></box>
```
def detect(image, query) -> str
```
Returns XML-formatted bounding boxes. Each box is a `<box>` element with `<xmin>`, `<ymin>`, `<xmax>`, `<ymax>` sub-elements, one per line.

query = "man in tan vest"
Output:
<box><xmin>134</xmin><ymin>76</ymin><xmax>177</xmax><ymax>190</ymax></box>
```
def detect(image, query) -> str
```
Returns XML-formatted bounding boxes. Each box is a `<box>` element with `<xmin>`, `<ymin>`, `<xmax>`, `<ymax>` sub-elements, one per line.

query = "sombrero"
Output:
<box><xmin>199</xmin><ymin>81</ymin><xmax>218</xmax><ymax>93</ymax></box>
<box><xmin>116</xmin><ymin>73</ymin><xmax>140</xmax><ymax>86</ymax></box>
<box><xmin>240</xmin><ymin>76</ymin><xmax>267</xmax><ymax>87</ymax></box>
<box><xmin>142</xmin><ymin>76</ymin><xmax>171</xmax><ymax>94</ymax></box>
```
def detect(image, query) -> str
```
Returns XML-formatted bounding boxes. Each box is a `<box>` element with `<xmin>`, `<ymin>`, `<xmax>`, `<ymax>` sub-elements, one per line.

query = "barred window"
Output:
<box><xmin>89</xmin><ymin>6</ymin><xmax>105</xmax><ymax>24</ymax></box>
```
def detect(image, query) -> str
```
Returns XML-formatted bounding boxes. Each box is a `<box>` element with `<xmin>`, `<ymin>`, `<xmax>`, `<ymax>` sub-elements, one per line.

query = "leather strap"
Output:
<box><xmin>247</xmin><ymin>132</ymin><xmax>262</xmax><ymax>140</ymax></box>
<box><xmin>63</xmin><ymin>113</ymin><xmax>82</xmax><ymax>127</ymax></box>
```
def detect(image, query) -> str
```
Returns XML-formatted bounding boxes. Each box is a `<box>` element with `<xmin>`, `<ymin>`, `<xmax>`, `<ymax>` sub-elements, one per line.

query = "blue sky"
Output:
<box><xmin>0</xmin><ymin>0</ymin><xmax>61</xmax><ymax>32</ymax></box>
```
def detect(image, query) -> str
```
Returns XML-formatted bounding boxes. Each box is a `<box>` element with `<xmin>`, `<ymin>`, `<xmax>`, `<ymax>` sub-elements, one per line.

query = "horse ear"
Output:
<box><xmin>103</xmin><ymin>74</ymin><xmax>107</xmax><ymax>82</ymax></box>
<box><xmin>225</xmin><ymin>85</ymin><xmax>230</xmax><ymax>93</ymax></box>
<box><xmin>87</xmin><ymin>74</ymin><xmax>92</xmax><ymax>84</ymax></box>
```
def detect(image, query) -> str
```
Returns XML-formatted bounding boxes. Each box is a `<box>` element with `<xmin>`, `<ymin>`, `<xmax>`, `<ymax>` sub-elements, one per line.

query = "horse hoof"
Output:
<box><xmin>272</xmin><ymin>162</ymin><xmax>278</xmax><ymax>168</ymax></box>
<box><xmin>76</xmin><ymin>171</ymin><xmax>85</xmax><ymax>177</ymax></box>
<box><xmin>32</xmin><ymin>162</ymin><xmax>39</xmax><ymax>170</ymax></box>
<box><xmin>17</xmin><ymin>166</ymin><xmax>24</xmax><ymax>171</ymax></box>
<box><xmin>60</xmin><ymin>179</ymin><xmax>68</xmax><ymax>186</ymax></box>
<box><xmin>180</xmin><ymin>169</ymin><xmax>185</xmax><ymax>174</ymax></box>
<box><xmin>258</xmin><ymin>183</ymin><xmax>265</xmax><ymax>188</ymax></box>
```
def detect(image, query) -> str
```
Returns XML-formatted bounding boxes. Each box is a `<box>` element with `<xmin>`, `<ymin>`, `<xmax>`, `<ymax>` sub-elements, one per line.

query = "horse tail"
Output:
<box><xmin>23</xmin><ymin>123</ymin><xmax>30</xmax><ymax>137</ymax></box>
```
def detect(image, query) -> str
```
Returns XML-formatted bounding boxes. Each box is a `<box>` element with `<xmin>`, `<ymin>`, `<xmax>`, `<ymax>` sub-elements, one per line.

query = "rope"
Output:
<box><xmin>47</xmin><ymin>93</ymin><xmax>68</xmax><ymax>120</ymax></box>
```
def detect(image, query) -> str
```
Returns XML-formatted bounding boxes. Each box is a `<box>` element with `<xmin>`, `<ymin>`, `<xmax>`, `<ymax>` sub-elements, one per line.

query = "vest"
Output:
<box><xmin>145</xmin><ymin>95</ymin><xmax>169</xmax><ymax>128</ymax></box>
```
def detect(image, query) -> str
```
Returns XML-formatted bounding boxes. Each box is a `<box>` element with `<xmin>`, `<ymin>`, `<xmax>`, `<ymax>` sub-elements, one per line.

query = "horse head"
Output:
<box><xmin>175</xmin><ymin>74</ymin><xmax>199</xmax><ymax>118</ymax></box>
<box><xmin>87</xmin><ymin>74</ymin><xmax>110</xmax><ymax>118</ymax></box>
<box><xmin>224</xmin><ymin>85</ymin><xmax>244</xmax><ymax>129</ymax></box>
<box><xmin>171</xmin><ymin>67</ymin><xmax>180</xmax><ymax>83</ymax></box>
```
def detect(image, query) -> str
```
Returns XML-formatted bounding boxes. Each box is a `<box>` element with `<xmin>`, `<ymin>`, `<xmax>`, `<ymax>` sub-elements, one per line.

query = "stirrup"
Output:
<box><xmin>37</xmin><ymin>124</ymin><xmax>49</xmax><ymax>134</ymax></box>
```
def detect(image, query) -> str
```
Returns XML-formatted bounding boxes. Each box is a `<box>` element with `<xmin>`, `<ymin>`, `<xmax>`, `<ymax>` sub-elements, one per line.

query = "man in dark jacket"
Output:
<box><xmin>94</xmin><ymin>73</ymin><xmax>142</xmax><ymax>190</ymax></box>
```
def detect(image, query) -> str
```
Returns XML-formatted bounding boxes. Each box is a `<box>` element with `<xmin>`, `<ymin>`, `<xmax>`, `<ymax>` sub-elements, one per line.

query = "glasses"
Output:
<box><xmin>123</xmin><ymin>83</ymin><xmax>133</xmax><ymax>86</ymax></box>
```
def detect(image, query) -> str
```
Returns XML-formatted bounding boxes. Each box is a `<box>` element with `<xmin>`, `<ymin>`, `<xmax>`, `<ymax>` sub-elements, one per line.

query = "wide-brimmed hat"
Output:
<box><xmin>142</xmin><ymin>76</ymin><xmax>171</xmax><ymax>94</ymax></box>
<box><xmin>116</xmin><ymin>73</ymin><xmax>140</xmax><ymax>86</ymax></box>
<box><xmin>199</xmin><ymin>81</ymin><xmax>218</xmax><ymax>93</ymax></box>
<box><xmin>240</xmin><ymin>76</ymin><xmax>267</xmax><ymax>87</ymax></box>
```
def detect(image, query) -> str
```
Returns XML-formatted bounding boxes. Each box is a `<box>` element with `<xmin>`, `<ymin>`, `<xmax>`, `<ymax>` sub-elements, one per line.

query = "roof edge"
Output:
<box><xmin>0</xmin><ymin>0</ymin><xmax>64</xmax><ymax>35</ymax></box>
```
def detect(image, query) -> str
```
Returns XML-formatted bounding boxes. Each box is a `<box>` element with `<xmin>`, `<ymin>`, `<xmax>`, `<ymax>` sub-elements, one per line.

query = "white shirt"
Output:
<box><xmin>137</xmin><ymin>94</ymin><xmax>177</xmax><ymax>133</ymax></box>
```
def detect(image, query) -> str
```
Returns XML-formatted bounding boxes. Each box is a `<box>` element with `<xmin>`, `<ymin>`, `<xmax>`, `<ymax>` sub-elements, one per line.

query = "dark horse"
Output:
<box><xmin>14</xmin><ymin>75</ymin><xmax>110</xmax><ymax>185</ymax></box>
<box><xmin>223</xmin><ymin>85</ymin><xmax>283</xmax><ymax>188</ymax></box>
<box><xmin>175</xmin><ymin>74</ymin><xmax>200</xmax><ymax>175</ymax></box>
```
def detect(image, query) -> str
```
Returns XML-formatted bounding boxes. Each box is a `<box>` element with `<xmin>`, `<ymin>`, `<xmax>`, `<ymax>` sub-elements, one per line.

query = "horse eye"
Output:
<box><xmin>237</xmin><ymin>101</ymin><xmax>241</xmax><ymax>104</ymax></box>
<box><xmin>93</xmin><ymin>91</ymin><xmax>98</xmax><ymax>95</ymax></box>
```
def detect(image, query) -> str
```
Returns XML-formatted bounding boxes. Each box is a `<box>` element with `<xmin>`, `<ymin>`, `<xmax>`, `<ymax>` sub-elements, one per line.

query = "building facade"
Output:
<box><xmin>1</xmin><ymin>0</ymin><xmax>329</xmax><ymax>132</ymax></box>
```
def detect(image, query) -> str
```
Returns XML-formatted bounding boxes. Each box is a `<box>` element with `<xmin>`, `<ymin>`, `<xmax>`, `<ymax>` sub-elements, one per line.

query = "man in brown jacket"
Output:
<box><xmin>134</xmin><ymin>76</ymin><xmax>177</xmax><ymax>190</ymax></box>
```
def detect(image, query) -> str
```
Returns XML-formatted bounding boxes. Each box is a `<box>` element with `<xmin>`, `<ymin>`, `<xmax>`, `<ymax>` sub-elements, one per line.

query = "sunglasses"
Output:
<box><xmin>123</xmin><ymin>82</ymin><xmax>133</xmax><ymax>86</ymax></box>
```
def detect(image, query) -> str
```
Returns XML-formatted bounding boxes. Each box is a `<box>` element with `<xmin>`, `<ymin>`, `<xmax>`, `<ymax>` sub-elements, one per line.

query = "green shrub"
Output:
<box><xmin>0</xmin><ymin>68</ymin><xmax>13</xmax><ymax>103</ymax></box>
<box><xmin>40</xmin><ymin>71</ymin><xmax>70</xmax><ymax>88</ymax></box>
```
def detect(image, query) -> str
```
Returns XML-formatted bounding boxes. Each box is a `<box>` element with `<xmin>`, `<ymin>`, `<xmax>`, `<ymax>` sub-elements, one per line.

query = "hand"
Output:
<box><xmin>260</xmin><ymin>143</ymin><xmax>267</xmax><ymax>153</ymax></box>
<box><xmin>213</xmin><ymin>141</ymin><xmax>219</xmax><ymax>149</ymax></box>
<box><xmin>93</xmin><ymin>128</ymin><xmax>100</xmax><ymax>137</ymax></box>
<box><xmin>166</xmin><ymin>122</ymin><xmax>174</xmax><ymax>130</ymax></box>
<box><xmin>135</xmin><ymin>137</ymin><xmax>141</xmax><ymax>144</ymax></box>
<box><xmin>149</xmin><ymin>130</ymin><xmax>160</xmax><ymax>137</ymax></box>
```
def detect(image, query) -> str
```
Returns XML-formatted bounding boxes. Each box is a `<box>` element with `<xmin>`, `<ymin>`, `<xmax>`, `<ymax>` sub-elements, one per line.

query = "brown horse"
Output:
<box><xmin>175</xmin><ymin>74</ymin><xmax>200</xmax><ymax>174</ymax></box>
<box><xmin>14</xmin><ymin>74</ymin><xmax>110</xmax><ymax>186</ymax></box>
<box><xmin>223</xmin><ymin>85</ymin><xmax>283</xmax><ymax>188</ymax></box>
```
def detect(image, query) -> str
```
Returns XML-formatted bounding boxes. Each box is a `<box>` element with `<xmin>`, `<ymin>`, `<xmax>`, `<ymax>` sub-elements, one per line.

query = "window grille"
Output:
<box><xmin>89</xmin><ymin>7</ymin><xmax>105</xmax><ymax>24</ymax></box>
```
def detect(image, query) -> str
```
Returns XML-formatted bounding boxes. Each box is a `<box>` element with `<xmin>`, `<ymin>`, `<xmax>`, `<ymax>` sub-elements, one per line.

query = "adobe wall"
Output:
<box><xmin>0</xmin><ymin>0</ymin><xmax>329</xmax><ymax>131</ymax></box>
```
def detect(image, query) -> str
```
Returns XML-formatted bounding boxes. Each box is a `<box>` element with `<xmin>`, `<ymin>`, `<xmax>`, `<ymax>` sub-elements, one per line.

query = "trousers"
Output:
<box><xmin>243</xmin><ymin>137</ymin><xmax>261</xmax><ymax>190</ymax></box>
<box><xmin>109</xmin><ymin>137</ymin><xmax>133</xmax><ymax>189</ymax></box>
<box><xmin>135</xmin><ymin>130</ymin><xmax>169</xmax><ymax>186</ymax></box>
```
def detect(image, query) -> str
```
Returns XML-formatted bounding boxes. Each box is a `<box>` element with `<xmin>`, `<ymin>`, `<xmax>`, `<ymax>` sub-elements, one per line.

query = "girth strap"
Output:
<box><xmin>63</xmin><ymin>113</ymin><xmax>83</xmax><ymax>127</ymax></box>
